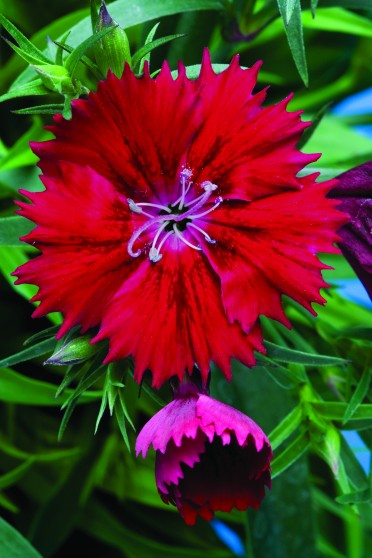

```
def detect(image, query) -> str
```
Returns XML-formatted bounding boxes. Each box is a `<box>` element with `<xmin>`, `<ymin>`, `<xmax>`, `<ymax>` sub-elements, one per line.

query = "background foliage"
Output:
<box><xmin>0</xmin><ymin>1</ymin><xmax>371</xmax><ymax>557</ymax></box>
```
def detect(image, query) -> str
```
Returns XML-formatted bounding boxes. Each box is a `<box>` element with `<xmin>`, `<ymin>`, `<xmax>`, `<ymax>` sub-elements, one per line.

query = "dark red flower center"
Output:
<box><xmin>127</xmin><ymin>168</ymin><xmax>223</xmax><ymax>262</ymax></box>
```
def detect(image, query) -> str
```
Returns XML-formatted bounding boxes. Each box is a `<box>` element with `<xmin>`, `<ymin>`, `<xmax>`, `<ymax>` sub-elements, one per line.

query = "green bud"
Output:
<box><xmin>44</xmin><ymin>336</ymin><xmax>100</xmax><ymax>366</ymax></box>
<box><xmin>32</xmin><ymin>64</ymin><xmax>81</xmax><ymax>97</ymax></box>
<box><xmin>93</xmin><ymin>1</ymin><xmax>131</xmax><ymax>77</ymax></box>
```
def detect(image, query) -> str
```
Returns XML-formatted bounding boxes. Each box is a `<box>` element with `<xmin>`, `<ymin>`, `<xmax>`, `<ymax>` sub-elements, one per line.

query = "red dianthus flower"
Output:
<box><xmin>136</xmin><ymin>382</ymin><xmax>272</xmax><ymax>524</ymax></box>
<box><xmin>14</xmin><ymin>51</ymin><xmax>344</xmax><ymax>387</ymax></box>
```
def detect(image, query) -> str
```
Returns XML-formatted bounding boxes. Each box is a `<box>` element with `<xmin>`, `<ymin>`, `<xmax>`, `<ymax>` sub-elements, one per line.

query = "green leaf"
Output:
<box><xmin>132</xmin><ymin>33</ymin><xmax>186</xmax><ymax>70</ymax></box>
<box><xmin>138</xmin><ymin>22</ymin><xmax>160</xmax><ymax>75</ymax></box>
<box><xmin>340</xmin><ymin>437</ymin><xmax>368</xmax><ymax>490</ymax></box>
<box><xmin>81</xmin><ymin>498</ymin><xmax>233</xmax><ymax>558</ymax></box>
<box><xmin>336</xmin><ymin>488</ymin><xmax>371</xmax><ymax>505</ymax></box>
<box><xmin>60</xmin><ymin>354</ymin><xmax>107</xmax><ymax>410</ymax></box>
<box><xmin>276</xmin><ymin>0</ymin><xmax>300</xmax><ymax>25</ymax></box>
<box><xmin>322</xmin><ymin>0</ymin><xmax>372</xmax><ymax>7</ymax></box>
<box><xmin>271</xmin><ymin>430</ymin><xmax>310</xmax><ymax>478</ymax></box>
<box><xmin>312</xmin><ymin>402</ymin><xmax>372</xmax><ymax>422</ymax></box>
<box><xmin>0</xmin><ymin>14</ymin><xmax>51</xmax><ymax>64</ymax></box>
<box><xmin>114</xmin><ymin>395</ymin><xmax>132</xmax><ymax>451</ymax></box>
<box><xmin>0</xmin><ymin>492</ymin><xmax>19</xmax><ymax>513</ymax></box>
<box><xmin>0</xmin><ymin>337</ymin><xmax>57</xmax><ymax>368</ymax></box>
<box><xmin>311</xmin><ymin>0</ymin><xmax>319</xmax><ymax>15</ymax></box>
<box><xmin>0</xmin><ymin>367</ymin><xmax>101</xmax><ymax>406</ymax></box>
<box><xmin>0</xmin><ymin>458</ymin><xmax>35</xmax><ymax>490</ymax></box>
<box><xmin>0</xmin><ymin>246</ymin><xmax>37</xmax><ymax>302</ymax></box>
<box><xmin>0</xmin><ymin>516</ymin><xmax>43</xmax><ymax>558</ymax></box>
<box><xmin>277</xmin><ymin>0</ymin><xmax>308</xmax><ymax>85</ymax></box>
<box><xmin>28</xmin><ymin>434</ymin><xmax>104</xmax><ymax>557</ymax></box>
<box><xmin>0</xmin><ymin>436</ymin><xmax>80</xmax><ymax>463</ymax></box>
<box><xmin>264</xmin><ymin>341</ymin><xmax>348</xmax><ymax>367</ymax></box>
<box><xmin>269</xmin><ymin>405</ymin><xmax>303</xmax><ymax>450</ymax></box>
<box><xmin>90</xmin><ymin>0</ymin><xmax>99</xmax><ymax>32</ymax></box>
<box><xmin>257</xmin><ymin>356</ymin><xmax>308</xmax><ymax>388</ymax></box>
<box><xmin>0</xmin><ymin>79</ymin><xmax>48</xmax><ymax>103</ymax></box>
<box><xmin>23</xmin><ymin>325</ymin><xmax>60</xmax><ymax>346</ymax></box>
<box><xmin>0</xmin><ymin>216</ymin><xmax>34</xmax><ymax>247</ymax></box>
<box><xmin>0</xmin><ymin>116</ymin><xmax>46</xmax><ymax>171</ymax></box>
<box><xmin>66</xmin><ymin>0</ymin><xmax>224</xmax><ymax>50</ymax></box>
<box><xmin>248</xmin><ymin>456</ymin><xmax>316</xmax><ymax>558</ymax></box>
<box><xmin>297</xmin><ymin>103</ymin><xmax>331</xmax><ymax>150</ymax></box>
<box><xmin>2</xmin><ymin>36</ymin><xmax>51</xmax><ymax>67</ymax></box>
<box><xmin>302</xmin><ymin>7</ymin><xmax>372</xmax><ymax>38</ymax></box>
<box><xmin>342</xmin><ymin>368</ymin><xmax>371</xmax><ymax>424</ymax></box>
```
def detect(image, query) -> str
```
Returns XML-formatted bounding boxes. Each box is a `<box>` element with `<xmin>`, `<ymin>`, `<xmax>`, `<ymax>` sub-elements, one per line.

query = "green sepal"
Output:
<box><xmin>12</xmin><ymin>103</ymin><xmax>65</xmax><ymax>115</ymax></box>
<box><xmin>31</xmin><ymin>64</ymin><xmax>80</xmax><ymax>97</ymax></box>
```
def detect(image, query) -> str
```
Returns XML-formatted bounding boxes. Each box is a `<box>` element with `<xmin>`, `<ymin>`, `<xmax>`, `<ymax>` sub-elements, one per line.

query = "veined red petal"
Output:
<box><xmin>13</xmin><ymin>163</ymin><xmax>134</xmax><ymax>336</ymax></box>
<box><xmin>187</xmin><ymin>52</ymin><xmax>316</xmax><ymax>200</ymax></box>
<box><xmin>93</xmin><ymin>244</ymin><xmax>263</xmax><ymax>387</ymax></box>
<box><xmin>198</xmin><ymin>175</ymin><xmax>346</xmax><ymax>331</ymax></box>
<box><xmin>32</xmin><ymin>63</ymin><xmax>201</xmax><ymax>203</ymax></box>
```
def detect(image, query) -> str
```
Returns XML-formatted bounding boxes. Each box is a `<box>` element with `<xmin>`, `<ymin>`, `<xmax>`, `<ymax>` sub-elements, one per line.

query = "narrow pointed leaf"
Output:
<box><xmin>2</xmin><ymin>37</ymin><xmax>50</xmax><ymax>66</ymax></box>
<box><xmin>0</xmin><ymin>14</ymin><xmax>51</xmax><ymax>63</ymax></box>
<box><xmin>336</xmin><ymin>488</ymin><xmax>371</xmax><ymax>505</ymax></box>
<box><xmin>276</xmin><ymin>0</ymin><xmax>300</xmax><ymax>25</ymax></box>
<box><xmin>90</xmin><ymin>0</ymin><xmax>99</xmax><ymax>31</ymax></box>
<box><xmin>0</xmin><ymin>367</ymin><xmax>101</xmax><ymax>406</ymax></box>
<box><xmin>114</xmin><ymin>399</ymin><xmax>131</xmax><ymax>451</ymax></box>
<box><xmin>24</xmin><ymin>325</ymin><xmax>60</xmax><ymax>346</ymax></box>
<box><xmin>132</xmin><ymin>33</ymin><xmax>186</xmax><ymax>69</ymax></box>
<box><xmin>342</xmin><ymin>368</ymin><xmax>372</xmax><ymax>424</ymax></box>
<box><xmin>0</xmin><ymin>517</ymin><xmax>43</xmax><ymax>558</ymax></box>
<box><xmin>313</xmin><ymin>403</ymin><xmax>372</xmax><ymax>421</ymax></box>
<box><xmin>0</xmin><ymin>337</ymin><xmax>57</xmax><ymax>367</ymax></box>
<box><xmin>53</xmin><ymin>40</ymin><xmax>102</xmax><ymax>79</ymax></box>
<box><xmin>269</xmin><ymin>405</ymin><xmax>303</xmax><ymax>450</ymax></box>
<box><xmin>297</xmin><ymin>103</ymin><xmax>331</xmax><ymax>150</ymax></box>
<box><xmin>95</xmin><ymin>393</ymin><xmax>108</xmax><ymax>433</ymax></box>
<box><xmin>138</xmin><ymin>22</ymin><xmax>160</xmax><ymax>75</ymax></box>
<box><xmin>277</xmin><ymin>0</ymin><xmax>308</xmax><ymax>85</ymax></box>
<box><xmin>0</xmin><ymin>458</ymin><xmax>35</xmax><ymax>490</ymax></box>
<box><xmin>60</xmin><ymin>358</ymin><xmax>107</xmax><ymax>410</ymax></box>
<box><xmin>271</xmin><ymin>431</ymin><xmax>310</xmax><ymax>478</ymax></box>
<box><xmin>0</xmin><ymin>79</ymin><xmax>48</xmax><ymax>102</ymax></box>
<box><xmin>264</xmin><ymin>341</ymin><xmax>348</xmax><ymax>367</ymax></box>
<box><xmin>0</xmin><ymin>216</ymin><xmax>34</xmax><ymax>247</ymax></box>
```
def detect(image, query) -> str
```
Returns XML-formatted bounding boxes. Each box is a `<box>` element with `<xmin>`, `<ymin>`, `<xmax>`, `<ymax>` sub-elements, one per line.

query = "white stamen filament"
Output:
<box><xmin>173</xmin><ymin>224</ymin><xmax>202</xmax><ymax>251</ymax></box>
<box><xmin>187</xmin><ymin>222</ymin><xmax>216</xmax><ymax>244</ymax></box>
<box><xmin>133</xmin><ymin>201</ymin><xmax>172</xmax><ymax>213</ymax></box>
<box><xmin>190</xmin><ymin>196</ymin><xmax>223</xmax><ymax>219</ymax></box>
<box><xmin>127</xmin><ymin>171</ymin><xmax>222</xmax><ymax>262</ymax></box>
